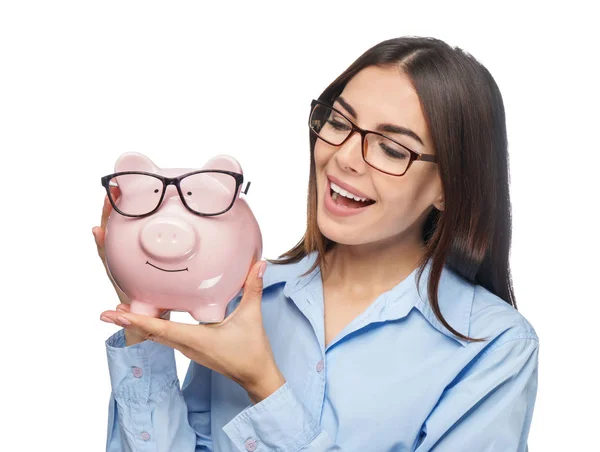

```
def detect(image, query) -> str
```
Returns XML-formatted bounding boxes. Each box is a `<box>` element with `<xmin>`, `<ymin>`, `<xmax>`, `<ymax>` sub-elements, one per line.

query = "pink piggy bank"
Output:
<box><xmin>101</xmin><ymin>152</ymin><xmax>262</xmax><ymax>323</ymax></box>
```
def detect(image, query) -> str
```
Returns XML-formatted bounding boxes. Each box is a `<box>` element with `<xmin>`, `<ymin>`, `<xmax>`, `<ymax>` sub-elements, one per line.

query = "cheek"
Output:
<box><xmin>314</xmin><ymin>141</ymin><xmax>333</xmax><ymax>170</ymax></box>
<box><xmin>380</xmin><ymin>193</ymin><xmax>411</xmax><ymax>222</ymax></box>
<box><xmin>374</xmin><ymin>177</ymin><xmax>424</xmax><ymax>219</ymax></box>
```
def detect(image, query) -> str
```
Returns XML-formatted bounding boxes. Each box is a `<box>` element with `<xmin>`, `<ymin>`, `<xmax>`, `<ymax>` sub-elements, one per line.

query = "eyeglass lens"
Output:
<box><xmin>310</xmin><ymin>104</ymin><xmax>412</xmax><ymax>175</ymax></box>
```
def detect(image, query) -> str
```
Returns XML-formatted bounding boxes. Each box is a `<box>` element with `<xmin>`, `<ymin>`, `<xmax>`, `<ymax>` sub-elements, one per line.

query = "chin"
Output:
<box><xmin>316</xmin><ymin>209</ymin><xmax>367</xmax><ymax>246</ymax></box>
<box><xmin>316</xmin><ymin>205</ymin><xmax>412</xmax><ymax>251</ymax></box>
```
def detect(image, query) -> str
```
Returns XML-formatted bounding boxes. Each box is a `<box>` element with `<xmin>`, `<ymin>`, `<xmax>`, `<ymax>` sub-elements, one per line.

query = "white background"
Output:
<box><xmin>1</xmin><ymin>1</ymin><xmax>598</xmax><ymax>450</ymax></box>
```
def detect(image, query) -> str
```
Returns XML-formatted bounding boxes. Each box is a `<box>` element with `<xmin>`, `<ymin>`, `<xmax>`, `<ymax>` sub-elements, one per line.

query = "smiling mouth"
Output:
<box><xmin>146</xmin><ymin>261</ymin><xmax>188</xmax><ymax>272</ymax></box>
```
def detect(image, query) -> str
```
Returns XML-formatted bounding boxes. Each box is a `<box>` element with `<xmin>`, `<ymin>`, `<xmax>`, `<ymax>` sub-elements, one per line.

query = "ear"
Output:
<box><xmin>200</xmin><ymin>155</ymin><xmax>244</xmax><ymax>199</ymax></box>
<box><xmin>202</xmin><ymin>155</ymin><xmax>243</xmax><ymax>175</ymax></box>
<box><xmin>114</xmin><ymin>152</ymin><xmax>160</xmax><ymax>174</ymax></box>
<box><xmin>113</xmin><ymin>152</ymin><xmax>161</xmax><ymax>194</ymax></box>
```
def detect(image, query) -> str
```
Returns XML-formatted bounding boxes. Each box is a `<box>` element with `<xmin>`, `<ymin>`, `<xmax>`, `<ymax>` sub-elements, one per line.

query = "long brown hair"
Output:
<box><xmin>268</xmin><ymin>37</ymin><xmax>516</xmax><ymax>343</ymax></box>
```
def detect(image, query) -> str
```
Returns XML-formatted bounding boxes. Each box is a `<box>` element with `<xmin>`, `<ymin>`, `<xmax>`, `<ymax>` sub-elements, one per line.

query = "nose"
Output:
<box><xmin>335</xmin><ymin>132</ymin><xmax>365</xmax><ymax>174</ymax></box>
<box><xmin>139</xmin><ymin>217</ymin><xmax>197</xmax><ymax>260</ymax></box>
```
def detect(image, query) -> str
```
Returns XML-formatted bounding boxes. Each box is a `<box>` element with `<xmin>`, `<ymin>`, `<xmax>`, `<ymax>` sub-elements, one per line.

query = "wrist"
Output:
<box><xmin>124</xmin><ymin>329</ymin><xmax>146</xmax><ymax>346</ymax></box>
<box><xmin>244</xmin><ymin>366</ymin><xmax>286</xmax><ymax>404</ymax></box>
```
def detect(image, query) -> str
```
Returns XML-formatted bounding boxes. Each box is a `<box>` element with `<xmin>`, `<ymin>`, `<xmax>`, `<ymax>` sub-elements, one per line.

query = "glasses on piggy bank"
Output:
<box><xmin>101</xmin><ymin>170</ymin><xmax>251</xmax><ymax>218</ymax></box>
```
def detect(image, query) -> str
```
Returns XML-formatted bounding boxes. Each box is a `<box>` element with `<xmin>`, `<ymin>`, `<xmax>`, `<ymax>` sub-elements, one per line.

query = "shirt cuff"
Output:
<box><xmin>105</xmin><ymin>328</ymin><xmax>178</xmax><ymax>402</ymax></box>
<box><xmin>222</xmin><ymin>382</ymin><xmax>320</xmax><ymax>451</ymax></box>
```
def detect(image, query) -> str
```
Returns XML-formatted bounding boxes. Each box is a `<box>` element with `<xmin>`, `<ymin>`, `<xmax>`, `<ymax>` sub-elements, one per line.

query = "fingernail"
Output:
<box><xmin>116</xmin><ymin>316</ymin><xmax>131</xmax><ymax>326</ymax></box>
<box><xmin>258</xmin><ymin>261</ymin><xmax>267</xmax><ymax>279</ymax></box>
<box><xmin>100</xmin><ymin>315</ymin><xmax>114</xmax><ymax>324</ymax></box>
<box><xmin>116</xmin><ymin>307</ymin><xmax>127</xmax><ymax>312</ymax></box>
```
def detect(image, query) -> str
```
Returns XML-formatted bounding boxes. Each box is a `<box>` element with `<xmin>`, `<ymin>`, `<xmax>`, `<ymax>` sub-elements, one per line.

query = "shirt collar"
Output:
<box><xmin>266</xmin><ymin>251</ymin><xmax>474</xmax><ymax>347</ymax></box>
<box><xmin>262</xmin><ymin>252</ymin><xmax>319</xmax><ymax>290</ymax></box>
<box><xmin>410</xmin><ymin>260</ymin><xmax>474</xmax><ymax>346</ymax></box>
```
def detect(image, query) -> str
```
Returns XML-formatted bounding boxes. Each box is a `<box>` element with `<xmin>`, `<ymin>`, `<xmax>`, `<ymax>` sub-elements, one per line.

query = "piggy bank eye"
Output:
<box><xmin>180</xmin><ymin>172</ymin><xmax>236</xmax><ymax>215</ymax></box>
<box><xmin>111</xmin><ymin>174</ymin><xmax>163</xmax><ymax>216</ymax></box>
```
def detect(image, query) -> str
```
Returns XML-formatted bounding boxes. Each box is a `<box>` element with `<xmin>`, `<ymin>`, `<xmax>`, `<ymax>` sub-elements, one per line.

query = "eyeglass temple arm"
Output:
<box><xmin>242</xmin><ymin>181</ymin><xmax>251</xmax><ymax>195</ymax></box>
<box><xmin>418</xmin><ymin>154</ymin><xmax>437</xmax><ymax>163</ymax></box>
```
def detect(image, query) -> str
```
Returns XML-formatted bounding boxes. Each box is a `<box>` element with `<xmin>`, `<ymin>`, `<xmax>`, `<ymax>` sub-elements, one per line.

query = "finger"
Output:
<box><xmin>95</xmin><ymin>189</ymin><xmax>117</xmax><ymax>256</ymax></box>
<box><xmin>92</xmin><ymin>226</ymin><xmax>105</xmax><ymax>250</ymax></box>
<box><xmin>236</xmin><ymin>260</ymin><xmax>266</xmax><ymax>312</ymax></box>
<box><xmin>100</xmin><ymin>193</ymin><xmax>113</xmax><ymax>230</ymax></box>
<box><xmin>92</xmin><ymin>227</ymin><xmax>107</xmax><ymax>263</ymax></box>
<box><xmin>109</xmin><ymin>185</ymin><xmax>121</xmax><ymax>201</ymax></box>
<box><xmin>115</xmin><ymin>303</ymin><xmax>131</xmax><ymax>313</ymax></box>
<box><xmin>101</xmin><ymin>310</ymin><xmax>204</xmax><ymax>347</ymax></box>
<box><xmin>100</xmin><ymin>311</ymin><xmax>195</xmax><ymax>355</ymax></box>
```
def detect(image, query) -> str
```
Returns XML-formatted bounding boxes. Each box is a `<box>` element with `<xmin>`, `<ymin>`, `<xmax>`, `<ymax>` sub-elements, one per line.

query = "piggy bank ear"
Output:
<box><xmin>188</xmin><ymin>155</ymin><xmax>244</xmax><ymax>202</ymax></box>
<box><xmin>202</xmin><ymin>155</ymin><xmax>243</xmax><ymax>175</ymax></box>
<box><xmin>112</xmin><ymin>153</ymin><xmax>161</xmax><ymax>194</ymax></box>
<box><xmin>114</xmin><ymin>152</ymin><xmax>160</xmax><ymax>174</ymax></box>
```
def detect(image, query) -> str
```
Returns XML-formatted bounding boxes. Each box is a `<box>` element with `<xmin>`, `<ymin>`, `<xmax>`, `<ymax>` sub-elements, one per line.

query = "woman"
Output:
<box><xmin>95</xmin><ymin>36</ymin><xmax>539</xmax><ymax>451</ymax></box>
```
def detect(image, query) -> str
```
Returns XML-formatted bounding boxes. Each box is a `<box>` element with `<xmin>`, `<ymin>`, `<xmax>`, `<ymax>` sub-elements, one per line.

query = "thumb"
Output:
<box><xmin>238</xmin><ymin>260</ymin><xmax>267</xmax><ymax>309</ymax></box>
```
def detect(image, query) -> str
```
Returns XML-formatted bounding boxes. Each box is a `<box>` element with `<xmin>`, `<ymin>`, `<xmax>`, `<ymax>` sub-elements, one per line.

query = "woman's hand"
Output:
<box><xmin>99</xmin><ymin>260</ymin><xmax>286</xmax><ymax>404</ymax></box>
<box><xmin>92</xmin><ymin>186</ymin><xmax>130</xmax><ymax>306</ymax></box>
<box><xmin>93</xmin><ymin>187</ymin><xmax>169</xmax><ymax>345</ymax></box>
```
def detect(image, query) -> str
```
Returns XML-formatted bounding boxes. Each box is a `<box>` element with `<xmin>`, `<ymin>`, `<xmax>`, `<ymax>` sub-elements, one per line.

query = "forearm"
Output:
<box><xmin>107</xmin><ymin>380</ymin><xmax>198</xmax><ymax>451</ymax></box>
<box><xmin>224</xmin><ymin>382</ymin><xmax>342</xmax><ymax>452</ymax></box>
<box><xmin>244</xmin><ymin>365</ymin><xmax>287</xmax><ymax>405</ymax></box>
<box><xmin>124</xmin><ymin>329</ymin><xmax>145</xmax><ymax>346</ymax></box>
<box><xmin>106</xmin><ymin>329</ymin><xmax>203</xmax><ymax>451</ymax></box>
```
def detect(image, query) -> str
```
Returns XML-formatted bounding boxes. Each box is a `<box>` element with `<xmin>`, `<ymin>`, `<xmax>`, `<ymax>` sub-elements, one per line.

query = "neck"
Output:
<box><xmin>321</xmin><ymin>234</ymin><xmax>426</xmax><ymax>300</ymax></box>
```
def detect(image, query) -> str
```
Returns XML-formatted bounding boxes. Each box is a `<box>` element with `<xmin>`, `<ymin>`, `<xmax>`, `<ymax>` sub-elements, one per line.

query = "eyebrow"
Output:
<box><xmin>334</xmin><ymin>96</ymin><xmax>425</xmax><ymax>146</ymax></box>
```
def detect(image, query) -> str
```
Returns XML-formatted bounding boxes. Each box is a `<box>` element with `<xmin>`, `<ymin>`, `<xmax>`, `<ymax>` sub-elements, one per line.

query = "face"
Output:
<box><xmin>314</xmin><ymin>65</ymin><xmax>444</xmax><ymax>250</ymax></box>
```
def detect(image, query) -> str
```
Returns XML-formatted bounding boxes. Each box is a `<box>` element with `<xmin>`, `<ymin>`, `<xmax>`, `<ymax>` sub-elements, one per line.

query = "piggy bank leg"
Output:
<box><xmin>190</xmin><ymin>304</ymin><xmax>227</xmax><ymax>323</ymax></box>
<box><xmin>130</xmin><ymin>300</ymin><xmax>161</xmax><ymax>318</ymax></box>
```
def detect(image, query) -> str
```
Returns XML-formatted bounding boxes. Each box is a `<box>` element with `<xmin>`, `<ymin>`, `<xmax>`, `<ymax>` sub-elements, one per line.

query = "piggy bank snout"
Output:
<box><xmin>140</xmin><ymin>217</ymin><xmax>197</xmax><ymax>260</ymax></box>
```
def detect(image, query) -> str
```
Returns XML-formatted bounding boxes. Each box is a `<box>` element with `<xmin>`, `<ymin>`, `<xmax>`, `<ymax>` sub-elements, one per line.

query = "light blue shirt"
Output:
<box><xmin>105</xmin><ymin>251</ymin><xmax>539</xmax><ymax>451</ymax></box>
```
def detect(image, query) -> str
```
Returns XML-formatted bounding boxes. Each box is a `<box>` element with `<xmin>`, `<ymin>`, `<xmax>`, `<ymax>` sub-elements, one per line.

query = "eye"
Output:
<box><xmin>327</xmin><ymin>118</ymin><xmax>350</xmax><ymax>131</ymax></box>
<box><xmin>154</xmin><ymin>189</ymin><xmax>159</xmax><ymax>193</ymax></box>
<box><xmin>380</xmin><ymin>142</ymin><xmax>408</xmax><ymax>159</ymax></box>
<box><xmin>187</xmin><ymin>191</ymin><xmax>192</xmax><ymax>196</ymax></box>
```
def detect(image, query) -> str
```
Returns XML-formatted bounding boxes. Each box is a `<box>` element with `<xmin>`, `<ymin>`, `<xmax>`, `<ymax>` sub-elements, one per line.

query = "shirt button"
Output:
<box><xmin>132</xmin><ymin>367</ymin><xmax>143</xmax><ymax>378</ymax></box>
<box><xmin>244</xmin><ymin>438</ymin><xmax>258</xmax><ymax>451</ymax></box>
<box><xmin>140</xmin><ymin>431</ymin><xmax>150</xmax><ymax>441</ymax></box>
<box><xmin>316</xmin><ymin>360</ymin><xmax>324</xmax><ymax>373</ymax></box>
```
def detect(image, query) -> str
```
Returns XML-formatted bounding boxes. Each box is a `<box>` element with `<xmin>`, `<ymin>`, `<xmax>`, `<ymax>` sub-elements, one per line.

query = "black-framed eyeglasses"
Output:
<box><xmin>308</xmin><ymin>99</ymin><xmax>438</xmax><ymax>176</ymax></box>
<box><xmin>100</xmin><ymin>170</ymin><xmax>251</xmax><ymax>218</ymax></box>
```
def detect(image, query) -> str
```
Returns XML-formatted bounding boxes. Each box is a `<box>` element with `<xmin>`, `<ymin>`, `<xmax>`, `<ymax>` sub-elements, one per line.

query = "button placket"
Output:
<box><xmin>316</xmin><ymin>359</ymin><xmax>324</xmax><ymax>373</ymax></box>
<box><xmin>309</xmin><ymin>357</ymin><xmax>327</xmax><ymax>430</ymax></box>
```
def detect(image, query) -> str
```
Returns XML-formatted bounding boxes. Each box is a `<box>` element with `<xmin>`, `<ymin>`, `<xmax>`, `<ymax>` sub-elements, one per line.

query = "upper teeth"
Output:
<box><xmin>330</xmin><ymin>181</ymin><xmax>370</xmax><ymax>202</ymax></box>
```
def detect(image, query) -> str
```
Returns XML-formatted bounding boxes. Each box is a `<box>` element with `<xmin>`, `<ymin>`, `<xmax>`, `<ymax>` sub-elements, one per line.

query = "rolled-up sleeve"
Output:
<box><xmin>105</xmin><ymin>328</ymin><xmax>201</xmax><ymax>451</ymax></box>
<box><xmin>222</xmin><ymin>383</ymin><xmax>341</xmax><ymax>451</ymax></box>
<box><xmin>416</xmin><ymin>336</ymin><xmax>539</xmax><ymax>451</ymax></box>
